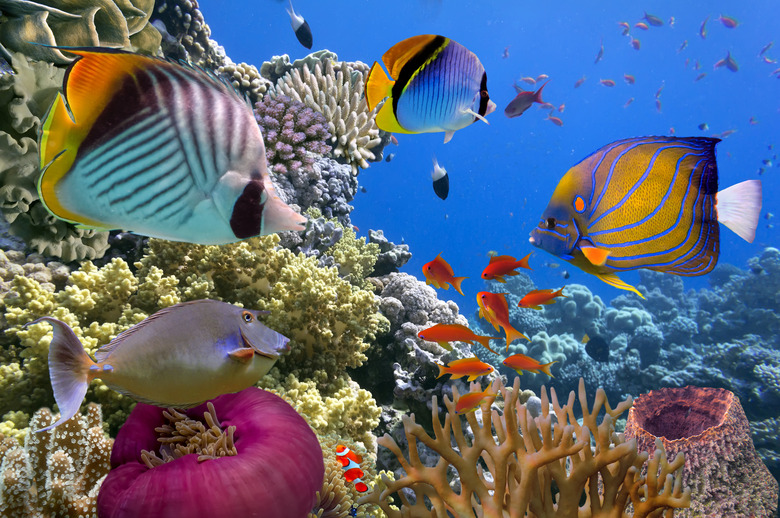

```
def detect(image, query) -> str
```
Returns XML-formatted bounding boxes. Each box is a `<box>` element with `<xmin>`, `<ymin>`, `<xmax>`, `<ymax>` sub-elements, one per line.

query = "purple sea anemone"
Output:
<box><xmin>98</xmin><ymin>387</ymin><xmax>324</xmax><ymax>518</ymax></box>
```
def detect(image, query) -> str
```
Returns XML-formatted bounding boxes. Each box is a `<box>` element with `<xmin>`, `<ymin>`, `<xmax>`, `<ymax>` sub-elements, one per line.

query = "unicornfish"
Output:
<box><xmin>31</xmin><ymin>300</ymin><xmax>290</xmax><ymax>431</ymax></box>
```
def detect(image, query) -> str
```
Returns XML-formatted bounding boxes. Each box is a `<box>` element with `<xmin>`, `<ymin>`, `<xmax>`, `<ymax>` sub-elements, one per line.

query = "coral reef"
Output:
<box><xmin>0</xmin><ymin>403</ymin><xmax>112</xmax><ymax>517</ymax></box>
<box><xmin>150</xmin><ymin>0</ymin><xmax>224</xmax><ymax>68</ymax></box>
<box><xmin>360</xmin><ymin>377</ymin><xmax>690</xmax><ymax>517</ymax></box>
<box><xmin>625</xmin><ymin>385</ymin><xmax>778</xmax><ymax>518</ymax></box>
<box><xmin>270</xmin><ymin>57</ymin><xmax>383</xmax><ymax>174</ymax></box>
<box><xmin>218</xmin><ymin>60</ymin><xmax>271</xmax><ymax>105</ymax></box>
<box><xmin>260</xmin><ymin>50</ymin><xmax>338</xmax><ymax>85</ymax></box>
<box><xmin>0</xmin><ymin>54</ymin><xmax>110</xmax><ymax>261</ymax></box>
<box><xmin>367</xmin><ymin>229</ymin><xmax>411</xmax><ymax>276</ymax></box>
<box><xmin>0</xmin><ymin>0</ymin><xmax>160</xmax><ymax>64</ymax></box>
<box><xmin>98</xmin><ymin>387</ymin><xmax>324</xmax><ymax>518</ymax></box>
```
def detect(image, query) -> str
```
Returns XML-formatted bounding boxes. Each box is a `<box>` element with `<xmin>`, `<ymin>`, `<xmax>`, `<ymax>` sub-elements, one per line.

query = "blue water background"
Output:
<box><xmin>199</xmin><ymin>0</ymin><xmax>779</xmax><ymax>316</ymax></box>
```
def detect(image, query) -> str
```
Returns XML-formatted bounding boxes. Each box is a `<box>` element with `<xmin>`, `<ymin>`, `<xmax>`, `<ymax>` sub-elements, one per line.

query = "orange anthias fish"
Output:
<box><xmin>417</xmin><ymin>323</ymin><xmax>500</xmax><ymax>353</ymax></box>
<box><xmin>423</xmin><ymin>253</ymin><xmax>468</xmax><ymax>295</ymax></box>
<box><xmin>455</xmin><ymin>384</ymin><xmax>497</xmax><ymax>414</ymax></box>
<box><xmin>502</xmin><ymin>354</ymin><xmax>557</xmax><ymax>377</ymax></box>
<box><xmin>504</xmin><ymin>81</ymin><xmax>548</xmax><ymax>118</ymax></box>
<box><xmin>517</xmin><ymin>287</ymin><xmax>567</xmax><ymax>310</ymax></box>
<box><xmin>436</xmin><ymin>357</ymin><xmax>494</xmax><ymax>381</ymax></box>
<box><xmin>481</xmin><ymin>253</ymin><xmax>532</xmax><ymax>282</ymax></box>
<box><xmin>477</xmin><ymin>292</ymin><xmax>529</xmax><ymax>348</ymax></box>
<box><xmin>335</xmin><ymin>445</ymin><xmax>368</xmax><ymax>493</ymax></box>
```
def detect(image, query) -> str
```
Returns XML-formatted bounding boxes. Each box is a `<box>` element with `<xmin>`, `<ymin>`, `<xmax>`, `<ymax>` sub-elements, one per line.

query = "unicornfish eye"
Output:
<box><xmin>546</xmin><ymin>218</ymin><xmax>557</xmax><ymax>229</ymax></box>
<box><xmin>242</xmin><ymin>311</ymin><xmax>253</xmax><ymax>323</ymax></box>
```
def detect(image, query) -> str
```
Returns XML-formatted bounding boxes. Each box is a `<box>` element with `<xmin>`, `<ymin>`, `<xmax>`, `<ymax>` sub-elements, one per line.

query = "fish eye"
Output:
<box><xmin>545</xmin><ymin>217</ymin><xmax>556</xmax><ymax>229</ymax></box>
<box><xmin>480</xmin><ymin>90</ymin><xmax>489</xmax><ymax>98</ymax></box>
<box><xmin>242</xmin><ymin>311</ymin><xmax>253</xmax><ymax>323</ymax></box>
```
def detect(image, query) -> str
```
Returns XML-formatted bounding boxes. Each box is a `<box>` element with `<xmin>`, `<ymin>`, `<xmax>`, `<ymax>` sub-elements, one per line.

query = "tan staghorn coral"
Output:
<box><xmin>360</xmin><ymin>377</ymin><xmax>691</xmax><ymax>517</ymax></box>
<box><xmin>0</xmin><ymin>403</ymin><xmax>112</xmax><ymax>517</ymax></box>
<box><xmin>271</xmin><ymin>58</ymin><xmax>382</xmax><ymax>175</ymax></box>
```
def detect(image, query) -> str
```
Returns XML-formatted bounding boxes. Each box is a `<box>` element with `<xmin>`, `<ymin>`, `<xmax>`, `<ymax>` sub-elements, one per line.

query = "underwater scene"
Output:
<box><xmin>0</xmin><ymin>0</ymin><xmax>778</xmax><ymax>516</ymax></box>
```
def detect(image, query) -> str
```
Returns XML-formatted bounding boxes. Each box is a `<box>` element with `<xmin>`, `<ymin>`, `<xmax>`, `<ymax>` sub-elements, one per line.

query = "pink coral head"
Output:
<box><xmin>98</xmin><ymin>387</ymin><xmax>324</xmax><ymax>518</ymax></box>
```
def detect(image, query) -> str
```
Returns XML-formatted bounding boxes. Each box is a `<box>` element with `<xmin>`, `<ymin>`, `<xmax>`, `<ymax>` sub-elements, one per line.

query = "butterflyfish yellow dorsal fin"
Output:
<box><xmin>366</xmin><ymin>62</ymin><xmax>394</xmax><ymax>111</ymax></box>
<box><xmin>381</xmin><ymin>34</ymin><xmax>443</xmax><ymax>79</ymax></box>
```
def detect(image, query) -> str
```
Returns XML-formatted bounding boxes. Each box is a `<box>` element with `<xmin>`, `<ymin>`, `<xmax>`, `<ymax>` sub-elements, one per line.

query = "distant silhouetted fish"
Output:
<box><xmin>286</xmin><ymin>0</ymin><xmax>312</xmax><ymax>49</ymax></box>
<box><xmin>584</xmin><ymin>334</ymin><xmax>610</xmax><ymax>362</ymax></box>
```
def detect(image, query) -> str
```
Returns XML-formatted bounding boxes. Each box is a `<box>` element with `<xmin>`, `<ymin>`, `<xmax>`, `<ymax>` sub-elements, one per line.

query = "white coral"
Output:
<box><xmin>270</xmin><ymin>60</ymin><xmax>381</xmax><ymax>175</ymax></box>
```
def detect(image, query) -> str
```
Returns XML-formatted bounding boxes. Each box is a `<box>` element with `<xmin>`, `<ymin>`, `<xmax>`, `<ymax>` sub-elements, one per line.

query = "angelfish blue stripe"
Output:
<box><xmin>583</xmin><ymin>137</ymin><xmax>647</xmax><ymax>215</ymax></box>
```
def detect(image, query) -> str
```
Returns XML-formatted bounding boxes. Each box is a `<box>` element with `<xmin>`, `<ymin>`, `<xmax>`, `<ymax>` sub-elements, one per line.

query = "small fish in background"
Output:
<box><xmin>634</xmin><ymin>22</ymin><xmax>649</xmax><ymax>31</ymax></box>
<box><xmin>574</xmin><ymin>76</ymin><xmax>587</xmax><ymax>88</ymax></box>
<box><xmin>30</xmin><ymin>300</ymin><xmax>290</xmax><ymax>431</ymax></box>
<box><xmin>286</xmin><ymin>0</ymin><xmax>312</xmax><ymax>49</ymax></box>
<box><xmin>583</xmin><ymin>334</ymin><xmax>610</xmax><ymax>362</ymax></box>
<box><xmin>390</xmin><ymin>134</ymin><xmax>399</xmax><ymax>145</ymax></box>
<box><xmin>504</xmin><ymin>81</ymin><xmax>548</xmax><ymax>118</ymax></box>
<box><xmin>694</xmin><ymin>59</ymin><xmax>701</xmax><ymax>70</ymax></box>
<box><xmin>543</xmin><ymin>261</ymin><xmax>560</xmax><ymax>269</ymax></box>
<box><xmin>699</xmin><ymin>123</ymin><xmax>709</xmax><ymax>131</ymax></box>
<box><xmin>477</xmin><ymin>292</ymin><xmax>529</xmax><ymax>348</ymax></box>
<box><xmin>642</xmin><ymin>12</ymin><xmax>664</xmax><ymax>27</ymax></box>
<box><xmin>714</xmin><ymin>51</ymin><xmax>739</xmax><ymax>72</ymax></box>
<box><xmin>771</xmin><ymin>67</ymin><xmax>780</xmax><ymax>77</ymax></box>
<box><xmin>360</xmin><ymin>186</ymin><xmax>367</xmax><ymax>193</ymax></box>
<box><xmin>718</xmin><ymin>128</ymin><xmax>737</xmax><ymax>138</ymax></box>
<box><xmin>385</xmin><ymin>153</ymin><xmax>395</xmax><ymax>163</ymax></box>
<box><xmin>717</xmin><ymin>15</ymin><xmax>739</xmax><ymax>28</ymax></box>
<box><xmin>623</xmin><ymin>97</ymin><xmax>635</xmax><ymax>108</ymax></box>
<box><xmin>629</xmin><ymin>37</ymin><xmax>641</xmax><ymax>50</ymax></box>
<box><xmin>655</xmin><ymin>82</ymin><xmax>665</xmax><ymax>98</ymax></box>
<box><xmin>517</xmin><ymin>287</ymin><xmax>567</xmax><ymax>310</ymax></box>
<box><xmin>561</xmin><ymin>270</ymin><xmax>570</xmax><ymax>279</ymax></box>
<box><xmin>538</xmin><ymin>101</ymin><xmax>556</xmax><ymax>111</ymax></box>
<box><xmin>366</xmin><ymin>35</ymin><xmax>495</xmax><ymax>143</ymax></box>
<box><xmin>655</xmin><ymin>99</ymin><xmax>662</xmax><ymax>113</ymax></box>
<box><xmin>529</xmin><ymin>136</ymin><xmax>763</xmax><ymax>297</ymax></box>
<box><xmin>758</xmin><ymin>167</ymin><xmax>765</xmax><ymax>175</ymax></box>
<box><xmin>418</xmin><ymin>323</ymin><xmax>500</xmax><ymax>353</ymax></box>
<box><xmin>624</xmin><ymin>73</ymin><xmax>636</xmax><ymax>84</ymax></box>
<box><xmin>695</xmin><ymin>72</ymin><xmax>707</xmax><ymax>82</ymax></box>
<box><xmin>618</xmin><ymin>21</ymin><xmax>631</xmax><ymax>36</ymax></box>
<box><xmin>481</xmin><ymin>253</ymin><xmax>532</xmax><ymax>282</ymax></box>
<box><xmin>502</xmin><ymin>354</ymin><xmax>557</xmax><ymax>377</ymax></box>
<box><xmin>536</xmin><ymin>73</ymin><xmax>549</xmax><ymax>82</ymax></box>
<box><xmin>454</xmin><ymin>384</ymin><xmax>497</xmax><ymax>414</ymax></box>
<box><xmin>700</xmin><ymin>16</ymin><xmax>709</xmax><ymax>38</ymax></box>
<box><xmin>759</xmin><ymin>41</ymin><xmax>774</xmax><ymax>57</ymax></box>
<box><xmin>545</xmin><ymin>113</ymin><xmax>564</xmax><ymax>127</ymax></box>
<box><xmin>669</xmin><ymin>16</ymin><xmax>676</xmax><ymax>27</ymax></box>
<box><xmin>558</xmin><ymin>103</ymin><xmax>565</xmax><ymax>113</ymax></box>
<box><xmin>595</xmin><ymin>38</ymin><xmax>604</xmax><ymax>63</ymax></box>
<box><xmin>599</xmin><ymin>79</ymin><xmax>616</xmax><ymax>87</ymax></box>
<box><xmin>502</xmin><ymin>46</ymin><xmax>510</xmax><ymax>59</ymax></box>
<box><xmin>335</xmin><ymin>445</ymin><xmax>369</xmax><ymax>493</ymax></box>
<box><xmin>762</xmin><ymin>158</ymin><xmax>773</xmax><ymax>167</ymax></box>
<box><xmin>423</xmin><ymin>253</ymin><xmax>467</xmax><ymax>295</ymax></box>
<box><xmin>436</xmin><ymin>357</ymin><xmax>494</xmax><ymax>381</ymax></box>
<box><xmin>763</xmin><ymin>56</ymin><xmax>778</xmax><ymax>64</ymax></box>
<box><xmin>431</xmin><ymin>155</ymin><xmax>449</xmax><ymax>200</ymax></box>
<box><xmin>669</xmin><ymin>127</ymin><xmax>676</xmax><ymax>135</ymax></box>
<box><xmin>37</xmin><ymin>48</ymin><xmax>306</xmax><ymax>244</ymax></box>
<box><xmin>521</xmin><ymin>76</ymin><xmax>537</xmax><ymax>85</ymax></box>
<box><xmin>677</xmin><ymin>40</ymin><xmax>688</xmax><ymax>53</ymax></box>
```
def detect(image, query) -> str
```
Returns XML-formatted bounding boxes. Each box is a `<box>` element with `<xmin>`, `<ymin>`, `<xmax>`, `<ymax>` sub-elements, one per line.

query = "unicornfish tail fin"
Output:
<box><xmin>31</xmin><ymin>317</ymin><xmax>95</xmax><ymax>432</ymax></box>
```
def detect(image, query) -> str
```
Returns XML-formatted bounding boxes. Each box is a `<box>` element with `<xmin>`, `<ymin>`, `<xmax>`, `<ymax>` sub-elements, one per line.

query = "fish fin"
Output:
<box><xmin>451</xmin><ymin>276</ymin><xmax>468</xmax><ymax>296</ymax></box>
<box><xmin>286</xmin><ymin>0</ymin><xmax>304</xmax><ymax>28</ymax></box>
<box><xmin>436</xmin><ymin>341</ymin><xmax>453</xmax><ymax>351</ymax></box>
<box><xmin>539</xmin><ymin>361</ymin><xmax>558</xmax><ymax>378</ymax></box>
<box><xmin>580</xmin><ymin>245</ymin><xmax>610</xmax><ymax>266</ymax></box>
<box><xmin>596</xmin><ymin>272</ymin><xmax>646</xmax><ymax>299</ymax></box>
<box><xmin>381</xmin><ymin>34</ymin><xmax>441</xmax><ymax>80</ymax></box>
<box><xmin>463</xmin><ymin>108</ymin><xmax>490</xmax><ymax>125</ymax></box>
<box><xmin>228</xmin><ymin>347</ymin><xmax>255</xmax><ymax>364</ymax></box>
<box><xmin>473</xmin><ymin>335</ymin><xmax>500</xmax><ymax>355</ymax></box>
<box><xmin>528</xmin><ymin>305</ymin><xmax>543</xmax><ymax>310</ymax></box>
<box><xmin>717</xmin><ymin>179</ymin><xmax>762</xmax><ymax>243</ymax></box>
<box><xmin>375</xmin><ymin>100</ymin><xmax>412</xmax><ymax>134</ymax></box>
<box><xmin>366</xmin><ymin>61</ymin><xmax>394</xmax><ymax>111</ymax></box>
<box><xmin>33</xmin><ymin>317</ymin><xmax>93</xmax><ymax>432</ymax></box>
<box><xmin>494</xmin><ymin>277</ymin><xmax>506</xmax><ymax>283</ymax></box>
<box><xmin>534</xmin><ymin>81</ymin><xmax>548</xmax><ymax>103</ymax></box>
<box><xmin>504</xmin><ymin>326</ymin><xmax>529</xmax><ymax>347</ymax></box>
<box><xmin>436</xmin><ymin>363</ymin><xmax>448</xmax><ymax>378</ymax></box>
<box><xmin>466</xmin><ymin>374</ymin><xmax>479</xmax><ymax>382</ymax></box>
<box><xmin>443</xmin><ymin>130</ymin><xmax>455</xmax><ymax>143</ymax></box>
<box><xmin>517</xmin><ymin>252</ymin><xmax>532</xmax><ymax>270</ymax></box>
<box><xmin>582</xmin><ymin>334</ymin><xmax>590</xmax><ymax>344</ymax></box>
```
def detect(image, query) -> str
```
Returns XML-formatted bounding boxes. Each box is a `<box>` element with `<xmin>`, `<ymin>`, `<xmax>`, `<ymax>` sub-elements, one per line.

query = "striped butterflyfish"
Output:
<box><xmin>529</xmin><ymin>136</ymin><xmax>762</xmax><ymax>298</ymax></box>
<box><xmin>37</xmin><ymin>48</ymin><xmax>306</xmax><ymax>244</ymax></box>
<box><xmin>365</xmin><ymin>35</ymin><xmax>496</xmax><ymax>144</ymax></box>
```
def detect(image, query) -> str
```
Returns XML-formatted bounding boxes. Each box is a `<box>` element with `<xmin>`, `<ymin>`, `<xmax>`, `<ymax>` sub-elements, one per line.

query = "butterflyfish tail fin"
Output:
<box><xmin>474</xmin><ymin>335</ymin><xmax>500</xmax><ymax>355</ymax></box>
<box><xmin>366</xmin><ymin>62</ymin><xmax>393</xmax><ymax>111</ymax></box>
<box><xmin>451</xmin><ymin>276</ymin><xmax>468</xmax><ymax>296</ymax></box>
<box><xmin>717</xmin><ymin>179</ymin><xmax>762</xmax><ymax>243</ymax></box>
<box><xmin>31</xmin><ymin>317</ymin><xmax>94</xmax><ymax>432</ymax></box>
<box><xmin>539</xmin><ymin>361</ymin><xmax>558</xmax><ymax>378</ymax></box>
<box><xmin>597</xmin><ymin>273</ymin><xmax>645</xmax><ymax>299</ymax></box>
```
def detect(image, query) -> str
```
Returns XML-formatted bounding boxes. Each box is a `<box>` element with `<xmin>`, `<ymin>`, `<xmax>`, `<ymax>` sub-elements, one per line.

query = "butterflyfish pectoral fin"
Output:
<box><xmin>443</xmin><ymin>130</ymin><xmax>455</xmax><ymax>143</ymax></box>
<box><xmin>463</xmin><ymin>108</ymin><xmax>490</xmax><ymax>125</ymax></box>
<box><xmin>596</xmin><ymin>272</ymin><xmax>645</xmax><ymax>299</ymax></box>
<box><xmin>228</xmin><ymin>347</ymin><xmax>255</xmax><ymax>364</ymax></box>
<box><xmin>580</xmin><ymin>245</ymin><xmax>610</xmax><ymax>266</ymax></box>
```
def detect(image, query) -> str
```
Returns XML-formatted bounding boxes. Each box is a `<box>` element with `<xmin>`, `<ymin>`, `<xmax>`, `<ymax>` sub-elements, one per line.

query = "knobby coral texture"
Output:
<box><xmin>360</xmin><ymin>377</ymin><xmax>691</xmax><ymax>517</ymax></box>
<box><xmin>625</xmin><ymin>385</ymin><xmax>779</xmax><ymax>518</ymax></box>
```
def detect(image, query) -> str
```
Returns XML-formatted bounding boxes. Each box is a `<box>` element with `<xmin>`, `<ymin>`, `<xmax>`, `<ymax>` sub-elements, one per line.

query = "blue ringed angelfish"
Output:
<box><xmin>37</xmin><ymin>47</ymin><xmax>306</xmax><ymax>244</ymax></box>
<box><xmin>365</xmin><ymin>35</ymin><xmax>496</xmax><ymax>143</ymax></box>
<box><xmin>529</xmin><ymin>136</ymin><xmax>762</xmax><ymax>297</ymax></box>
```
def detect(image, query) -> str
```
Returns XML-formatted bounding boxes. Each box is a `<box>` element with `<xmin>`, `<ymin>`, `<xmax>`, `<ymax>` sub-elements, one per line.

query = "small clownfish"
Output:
<box><xmin>335</xmin><ymin>445</ymin><xmax>369</xmax><ymax>493</ymax></box>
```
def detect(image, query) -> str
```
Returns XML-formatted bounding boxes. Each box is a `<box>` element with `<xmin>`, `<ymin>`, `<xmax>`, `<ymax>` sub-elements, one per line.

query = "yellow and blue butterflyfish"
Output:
<box><xmin>38</xmin><ymin>47</ymin><xmax>306</xmax><ymax>244</ymax></box>
<box><xmin>529</xmin><ymin>136</ymin><xmax>762</xmax><ymax>298</ymax></box>
<box><xmin>365</xmin><ymin>34</ymin><xmax>496</xmax><ymax>143</ymax></box>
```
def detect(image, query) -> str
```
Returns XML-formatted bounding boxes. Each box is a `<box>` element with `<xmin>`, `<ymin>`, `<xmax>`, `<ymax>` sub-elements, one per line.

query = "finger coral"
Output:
<box><xmin>360</xmin><ymin>377</ymin><xmax>691</xmax><ymax>517</ymax></box>
<box><xmin>0</xmin><ymin>403</ymin><xmax>112</xmax><ymax>518</ymax></box>
<box><xmin>270</xmin><ymin>58</ymin><xmax>383</xmax><ymax>175</ymax></box>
